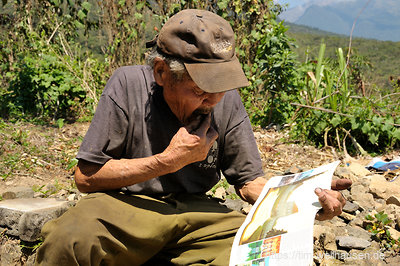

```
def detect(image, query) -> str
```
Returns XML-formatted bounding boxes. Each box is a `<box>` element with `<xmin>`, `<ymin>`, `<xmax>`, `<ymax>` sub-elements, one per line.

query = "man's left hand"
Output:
<box><xmin>314</xmin><ymin>179</ymin><xmax>352</xmax><ymax>221</ymax></box>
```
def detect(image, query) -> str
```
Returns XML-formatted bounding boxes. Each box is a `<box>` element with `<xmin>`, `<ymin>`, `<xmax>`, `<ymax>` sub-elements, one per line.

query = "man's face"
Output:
<box><xmin>162</xmin><ymin>71</ymin><xmax>226</xmax><ymax>125</ymax></box>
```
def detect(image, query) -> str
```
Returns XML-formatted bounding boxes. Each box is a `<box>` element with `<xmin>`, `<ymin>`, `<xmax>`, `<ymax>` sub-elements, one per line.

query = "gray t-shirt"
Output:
<box><xmin>77</xmin><ymin>65</ymin><xmax>264</xmax><ymax>194</ymax></box>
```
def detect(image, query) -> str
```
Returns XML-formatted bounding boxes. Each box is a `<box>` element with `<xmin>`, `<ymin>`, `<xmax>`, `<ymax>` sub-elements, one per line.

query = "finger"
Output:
<box><xmin>315</xmin><ymin>188</ymin><xmax>333</xmax><ymax>212</ymax></box>
<box><xmin>315</xmin><ymin>188</ymin><xmax>343</xmax><ymax>221</ymax></box>
<box><xmin>206</xmin><ymin>125</ymin><xmax>219</xmax><ymax>145</ymax></box>
<box><xmin>185</xmin><ymin>114</ymin><xmax>206</xmax><ymax>133</ymax></box>
<box><xmin>315</xmin><ymin>188</ymin><xmax>335</xmax><ymax>220</ymax></box>
<box><xmin>331</xmin><ymin>179</ymin><xmax>352</xmax><ymax>190</ymax></box>
<box><xmin>194</xmin><ymin>114</ymin><xmax>211</xmax><ymax>136</ymax></box>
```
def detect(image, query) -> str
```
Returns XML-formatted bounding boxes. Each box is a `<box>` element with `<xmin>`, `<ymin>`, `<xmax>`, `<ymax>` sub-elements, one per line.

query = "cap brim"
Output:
<box><xmin>184</xmin><ymin>56</ymin><xmax>249</xmax><ymax>93</ymax></box>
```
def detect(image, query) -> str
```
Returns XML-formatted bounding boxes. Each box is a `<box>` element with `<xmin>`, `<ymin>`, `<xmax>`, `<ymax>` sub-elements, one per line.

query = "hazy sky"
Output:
<box><xmin>276</xmin><ymin>0</ymin><xmax>350</xmax><ymax>9</ymax></box>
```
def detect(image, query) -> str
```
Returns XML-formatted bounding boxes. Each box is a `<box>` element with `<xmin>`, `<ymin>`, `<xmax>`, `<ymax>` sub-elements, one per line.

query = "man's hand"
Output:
<box><xmin>314</xmin><ymin>179</ymin><xmax>352</xmax><ymax>221</ymax></box>
<box><xmin>162</xmin><ymin>114</ymin><xmax>218</xmax><ymax>172</ymax></box>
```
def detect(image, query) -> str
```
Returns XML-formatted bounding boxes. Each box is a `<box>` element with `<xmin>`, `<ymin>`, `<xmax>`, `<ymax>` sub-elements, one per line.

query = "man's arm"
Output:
<box><xmin>235</xmin><ymin>177</ymin><xmax>352</xmax><ymax>221</ymax></box>
<box><xmin>75</xmin><ymin>115</ymin><xmax>218</xmax><ymax>192</ymax></box>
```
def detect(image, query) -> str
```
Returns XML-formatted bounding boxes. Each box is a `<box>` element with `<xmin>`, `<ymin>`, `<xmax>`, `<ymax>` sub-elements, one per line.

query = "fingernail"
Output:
<box><xmin>315</xmin><ymin>188</ymin><xmax>322</xmax><ymax>194</ymax></box>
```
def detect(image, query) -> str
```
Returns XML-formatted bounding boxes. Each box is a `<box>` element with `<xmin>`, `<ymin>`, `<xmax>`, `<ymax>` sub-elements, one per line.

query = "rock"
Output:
<box><xmin>341</xmin><ymin>189</ymin><xmax>351</xmax><ymax>200</ymax></box>
<box><xmin>346</xmin><ymin>226</ymin><xmax>371</xmax><ymax>241</ymax></box>
<box><xmin>25</xmin><ymin>254</ymin><xmax>36</xmax><ymax>266</ymax></box>
<box><xmin>345</xmin><ymin>248</ymin><xmax>385</xmax><ymax>265</ymax></box>
<box><xmin>1</xmin><ymin>186</ymin><xmax>34</xmax><ymax>200</ymax></box>
<box><xmin>221</xmin><ymin>198</ymin><xmax>245</xmax><ymax>213</ymax></box>
<box><xmin>336</xmin><ymin>236</ymin><xmax>371</xmax><ymax>250</ymax></box>
<box><xmin>348</xmin><ymin>217</ymin><xmax>364</xmax><ymax>227</ymax></box>
<box><xmin>343</xmin><ymin>201</ymin><xmax>359</xmax><ymax>213</ymax></box>
<box><xmin>369</xmin><ymin>174</ymin><xmax>400</xmax><ymax>200</ymax></box>
<box><xmin>43</xmin><ymin>184</ymin><xmax>58</xmax><ymax>196</ymax></box>
<box><xmin>0</xmin><ymin>198</ymin><xmax>69</xmax><ymax>241</ymax></box>
<box><xmin>67</xmin><ymin>194</ymin><xmax>77</xmax><ymax>202</ymax></box>
<box><xmin>335</xmin><ymin>166</ymin><xmax>355</xmax><ymax>180</ymax></box>
<box><xmin>313</xmin><ymin>225</ymin><xmax>337</xmax><ymax>251</ymax></box>
<box><xmin>225</xmin><ymin>185</ymin><xmax>236</xmax><ymax>196</ymax></box>
<box><xmin>383</xmin><ymin>204</ymin><xmax>400</xmax><ymax>223</ymax></box>
<box><xmin>339</xmin><ymin>212</ymin><xmax>355</xmax><ymax>222</ymax></box>
<box><xmin>345</xmin><ymin>162</ymin><xmax>371</xmax><ymax>180</ymax></box>
<box><xmin>387</xmin><ymin>227</ymin><xmax>400</xmax><ymax>241</ymax></box>
<box><xmin>284</xmin><ymin>165</ymin><xmax>303</xmax><ymax>174</ymax></box>
<box><xmin>213</xmin><ymin>187</ymin><xmax>226</xmax><ymax>200</ymax></box>
<box><xmin>325</xmin><ymin>250</ymin><xmax>349</xmax><ymax>262</ymax></box>
<box><xmin>350</xmin><ymin>184</ymin><xmax>375</xmax><ymax>210</ymax></box>
<box><xmin>0</xmin><ymin>240</ymin><xmax>22</xmax><ymax>266</ymax></box>
<box><xmin>386</xmin><ymin>195</ymin><xmax>400</xmax><ymax>206</ymax></box>
<box><xmin>319</xmin><ymin>255</ymin><xmax>343</xmax><ymax>265</ymax></box>
<box><xmin>384</xmin><ymin>254</ymin><xmax>400</xmax><ymax>265</ymax></box>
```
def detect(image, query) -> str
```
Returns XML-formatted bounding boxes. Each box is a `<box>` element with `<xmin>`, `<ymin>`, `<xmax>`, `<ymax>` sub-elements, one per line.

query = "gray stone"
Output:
<box><xmin>343</xmin><ymin>201</ymin><xmax>359</xmax><ymax>213</ymax></box>
<box><xmin>67</xmin><ymin>194</ymin><xmax>77</xmax><ymax>202</ymax></box>
<box><xmin>221</xmin><ymin>198</ymin><xmax>245</xmax><ymax>213</ymax></box>
<box><xmin>336</xmin><ymin>236</ymin><xmax>371</xmax><ymax>250</ymax></box>
<box><xmin>339</xmin><ymin>212</ymin><xmax>355</xmax><ymax>222</ymax></box>
<box><xmin>388</xmin><ymin>227</ymin><xmax>400</xmax><ymax>241</ymax></box>
<box><xmin>351</xmin><ymin>190</ymin><xmax>375</xmax><ymax>211</ymax></box>
<box><xmin>43</xmin><ymin>184</ymin><xmax>58</xmax><ymax>196</ymax></box>
<box><xmin>0</xmin><ymin>198</ymin><xmax>69</xmax><ymax>241</ymax></box>
<box><xmin>326</xmin><ymin>250</ymin><xmax>349</xmax><ymax>262</ymax></box>
<box><xmin>341</xmin><ymin>189</ymin><xmax>351</xmax><ymax>200</ymax></box>
<box><xmin>284</xmin><ymin>165</ymin><xmax>303</xmax><ymax>174</ymax></box>
<box><xmin>213</xmin><ymin>187</ymin><xmax>226</xmax><ymax>200</ymax></box>
<box><xmin>386</xmin><ymin>195</ymin><xmax>400</xmax><ymax>206</ymax></box>
<box><xmin>345</xmin><ymin>162</ymin><xmax>371</xmax><ymax>181</ymax></box>
<box><xmin>369</xmin><ymin>174</ymin><xmax>400</xmax><ymax>200</ymax></box>
<box><xmin>1</xmin><ymin>186</ymin><xmax>34</xmax><ymax>200</ymax></box>
<box><xmin>330</xmin><ymin>216</ymin><xmax>347</xmax><ymax>227</ymax></box>
<box><xmin>345</xmin><ymin>248</ymin><xmax>385</xmax><ymax>265</ymax></box>
<box><xmin>335</xmin><ymin>166</ymin><xmax>355</xmax><ymax>180</ymax></box>
<box><xmin>0</xmin><ymin>240</ymin><xmax>22</xmax><ymax>266</ymax></box>
<box><xmin>313</xmin><ymin>225</ymin><xmax>338</xmax><ymax>251</ymax></box>
<box><xmin>346</xmin><ymin>226</ymin><xmax>371</xmax><ymax>241</ymax></box>
<box><xmin>25</xmin><ymin>254</ymin><xmax>36</xmax><ymax>266</ymax></box>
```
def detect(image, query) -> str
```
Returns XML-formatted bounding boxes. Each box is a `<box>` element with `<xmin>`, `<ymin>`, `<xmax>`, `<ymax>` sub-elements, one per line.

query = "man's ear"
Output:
<box><xmin>153</xmin><ymin>58</ymin><xmax>168</xmax><ymax>86</ymax></box>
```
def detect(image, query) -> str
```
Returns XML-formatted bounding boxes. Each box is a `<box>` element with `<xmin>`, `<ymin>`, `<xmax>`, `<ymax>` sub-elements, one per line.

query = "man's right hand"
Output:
<box><xmin>75</xmin><ymin>114</ymin><xmax>218</xmax><ymax>193</ymax></box>
<box><xmin>162</xmin><ymin>114</ymin><xmax>218</xmax><ymax>172</ymax></box>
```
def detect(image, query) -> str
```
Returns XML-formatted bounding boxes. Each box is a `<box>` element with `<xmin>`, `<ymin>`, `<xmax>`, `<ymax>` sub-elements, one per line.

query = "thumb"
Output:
<box><xmin>314</xmin><ymin>187</ymin><xmax>323</xmax><ymax>196</ymax></box>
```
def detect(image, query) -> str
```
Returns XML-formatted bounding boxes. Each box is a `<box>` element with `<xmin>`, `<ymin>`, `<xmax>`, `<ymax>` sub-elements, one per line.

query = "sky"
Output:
<box><xmin>276</xmin><ymin>0</ymin><xmax>349</xmax><ymax>9</ymax></box>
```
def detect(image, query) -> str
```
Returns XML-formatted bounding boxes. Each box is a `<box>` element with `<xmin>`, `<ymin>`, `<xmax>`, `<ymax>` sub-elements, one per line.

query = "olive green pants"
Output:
<box><xmin>35</xmin><ymin>192</ymin><xmax>245</xmax><ymax>266</ymax></box>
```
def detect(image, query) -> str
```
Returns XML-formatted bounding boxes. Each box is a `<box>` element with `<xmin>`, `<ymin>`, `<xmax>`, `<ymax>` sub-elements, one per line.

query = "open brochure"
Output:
<box><xmin>229</xmin><ymin>161</ymin><xmax>341</xmax><ymax>266</ymax></box>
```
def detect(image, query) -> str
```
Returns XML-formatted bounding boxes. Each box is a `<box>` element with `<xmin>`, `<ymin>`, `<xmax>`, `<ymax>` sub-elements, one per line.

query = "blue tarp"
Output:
<box><xmin>366</xmin><ymin>157</ymin><xmax>400</xmax><ymax>182</ymax></box>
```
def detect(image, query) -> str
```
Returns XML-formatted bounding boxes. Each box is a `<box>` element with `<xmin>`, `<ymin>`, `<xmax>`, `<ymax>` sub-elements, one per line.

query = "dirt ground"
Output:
<box><xmin>0</xmin><ymin>122</ymin><xmax>90</xmax><ymax>194</ymax></box>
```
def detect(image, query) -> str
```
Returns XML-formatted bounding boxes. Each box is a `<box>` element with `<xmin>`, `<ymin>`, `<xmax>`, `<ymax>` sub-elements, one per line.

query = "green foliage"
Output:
<box><xmin>289</xmin><ymin>42</ymin><xmax>400</xmax><ymax>152</ymax></box>
<box><xmin>0</xmin><ymin>0</ymin><xmax>106</xmax><ymax>121</ymax></box>
<box><xmin>365</xmin><ymin>211</ymin><xmax>400</xmax><ymax>251</ymax></box>
<box><xmin>20</xmin><ymin>239</ymin><xmax>43</xmax><ymax>253</ymax></box>
<box><xmin>287</xmin><ymin>26</ymin><xmax>400</xmax><ymax>91</ymax></box>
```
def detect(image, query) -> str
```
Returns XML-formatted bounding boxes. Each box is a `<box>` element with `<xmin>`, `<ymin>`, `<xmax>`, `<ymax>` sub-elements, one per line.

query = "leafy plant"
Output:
<box><xmin>0</xmin><ymin>0</ymin><xmax>106</xmax><ymax>121</ymax></box>
<box><xmin>20</xmin><ymin>239</ymin><xmax>43</xmax><ymax>253</ymax></box>
<box><xmin>289</xmin><ymin>42</ymin><xmax>400</xmax><ymax>153</ymax></box>
<box><xmin>365</xmin><ymin>211</ymin><xmax>400</xmax><ymax>251</ymax></box>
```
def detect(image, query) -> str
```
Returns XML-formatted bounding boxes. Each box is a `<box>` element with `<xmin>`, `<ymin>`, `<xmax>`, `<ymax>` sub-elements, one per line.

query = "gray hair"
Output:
<box><xmin>146</xmin><ymin>48</ymin><xmax>189</xmax><ymax>81</ymax></box>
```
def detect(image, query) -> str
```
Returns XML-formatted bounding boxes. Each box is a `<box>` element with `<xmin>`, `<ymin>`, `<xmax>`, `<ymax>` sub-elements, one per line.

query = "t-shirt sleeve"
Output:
<box><xmin>76</xmin><ymin>69</ymin><xmax>129</xmax><ymax>164</ymax></box>
<box><xmin>219</xmin><ymin>91</ymin><xmax>265</xmax><ymax>187</ymax></box>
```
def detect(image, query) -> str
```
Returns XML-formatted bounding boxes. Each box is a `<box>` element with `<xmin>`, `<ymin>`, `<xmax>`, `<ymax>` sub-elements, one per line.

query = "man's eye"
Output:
<box><xmin>193</xmin><ymin>87</ymin><xmax>205</xmax><ymax>96</ymax></box>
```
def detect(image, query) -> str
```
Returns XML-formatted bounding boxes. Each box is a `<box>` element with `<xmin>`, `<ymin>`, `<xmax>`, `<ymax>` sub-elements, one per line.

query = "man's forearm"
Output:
<box><xmin>74</xmin><ymin>153</ymin><xmax>178</xmax><ymax>193</ymax></box>
<box><xmin>235</xmin><ymin>177</ymin><xmax>267</xmax><ymax>204</ymax></box>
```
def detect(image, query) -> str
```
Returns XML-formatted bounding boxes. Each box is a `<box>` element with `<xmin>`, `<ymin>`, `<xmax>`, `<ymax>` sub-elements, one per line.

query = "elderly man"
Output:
<box><xmin>36</xmin><ymin>9</ymin><xmax>350</xmax><ymax>265</ymax></box>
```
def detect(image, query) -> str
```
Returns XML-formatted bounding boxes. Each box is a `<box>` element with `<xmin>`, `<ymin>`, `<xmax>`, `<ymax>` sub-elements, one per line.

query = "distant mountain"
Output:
<box><xmin>279</xmin><ymin>0</ymin><xmax>400</xmax><ymax>42</ymax></box>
